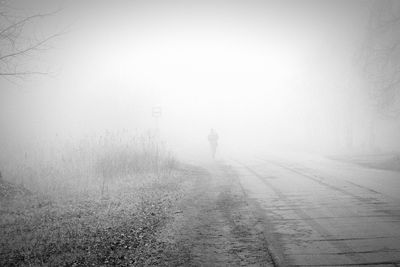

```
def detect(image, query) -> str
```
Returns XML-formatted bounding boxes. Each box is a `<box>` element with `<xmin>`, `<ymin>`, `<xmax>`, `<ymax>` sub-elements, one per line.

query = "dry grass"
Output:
<box><xmin>0</xmin><ymin>132</ymin><xmax>190</xmax><ymax>266</ymax></box>
<box><xmin>0</xmin><ymin>169</ymin><xmax>192</xmax><ymax>266</ymax></box>
<box><xmin>2</xmin><ymin>132</ymin><xmax>176</xmax><ymax>196</ymax></box>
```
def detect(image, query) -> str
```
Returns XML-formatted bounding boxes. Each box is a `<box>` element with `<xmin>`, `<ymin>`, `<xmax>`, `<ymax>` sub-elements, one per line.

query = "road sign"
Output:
<box><xmin>152</xmin><ymin>106</ymin><xmax>162</xmax><ymax>118</ymax></box>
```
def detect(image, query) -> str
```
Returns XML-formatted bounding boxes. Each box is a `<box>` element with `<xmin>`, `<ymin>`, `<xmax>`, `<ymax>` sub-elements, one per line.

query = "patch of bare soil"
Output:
<box><xmin>158</xmin><ymin>163</ymin><xmax>274</xmax><ymax>266</ymax></box>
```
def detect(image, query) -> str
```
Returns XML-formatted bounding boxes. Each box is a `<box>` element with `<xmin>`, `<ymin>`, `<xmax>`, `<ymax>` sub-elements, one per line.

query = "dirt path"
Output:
<box><xmin>159</xmin><ymin>162</ymin><xmax>275</xmax><ymax>266</ymax></box>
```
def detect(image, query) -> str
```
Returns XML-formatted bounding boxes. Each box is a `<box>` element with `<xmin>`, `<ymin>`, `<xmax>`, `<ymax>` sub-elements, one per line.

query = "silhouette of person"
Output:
<box><xmin>208</xmin><ymin>129</ymin><xmax>219</xmax><ymax>159</ymax></box>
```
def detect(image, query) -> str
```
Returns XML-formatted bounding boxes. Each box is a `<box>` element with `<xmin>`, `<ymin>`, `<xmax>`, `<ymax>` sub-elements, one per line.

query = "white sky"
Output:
<box><xmin>3</xmin><ymin>0</ymin><xmax>399</xmax><ymax>157</ymax></box>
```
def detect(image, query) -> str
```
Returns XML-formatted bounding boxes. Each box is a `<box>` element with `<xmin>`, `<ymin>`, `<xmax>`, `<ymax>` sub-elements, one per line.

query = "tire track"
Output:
<box><xmin>240</xmin><ymin>162</ymin><xmax>369</xmax><ymax>265</ymax></box>
<box><xmin>239</xmin><ymin>160</ymin><xmax>400</xmax><ymax>266</ymax></box>
<box><xmin>261</xmin><ymin>159</ymin><xmax>381</xmax><ymax>204</ymax></box>
<box><xmin>223</xmin><ymin>164</ymin><xmax>285</xmax><ymax>267</ymax></box>
<box><xmin>162</xmin><ymin>163</ymin><xmax>276</xmax><ymax>266</ymax></box>
<box><xmin>262</xmin><ymin>159</ymin><xmax>400</xmax><ymax>219</ymax></box>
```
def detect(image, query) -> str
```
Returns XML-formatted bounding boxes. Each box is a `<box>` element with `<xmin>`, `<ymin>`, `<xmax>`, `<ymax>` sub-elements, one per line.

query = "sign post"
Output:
<box><xmin>152</xmin><ymin>106</ymin><xmax>162</xmax><ymax>134</ymax></box>
<box><xmin>151</xmin><ymin>106</ymin><xmax>162</xmax><ymax>175</ymax></box>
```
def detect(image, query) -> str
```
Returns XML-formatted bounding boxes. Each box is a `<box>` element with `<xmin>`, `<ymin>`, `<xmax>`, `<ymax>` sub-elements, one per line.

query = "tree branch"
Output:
<box><xmin>0</xmin><ymin>71</ymin><xmax>47</xmax><ymax>76</ymax></box>
<box><xmin>0</xmin><ymin>31</ymin><xmax>63</xmax><ymax>61</ymax></box>
<box><xmin>0</xmin><ymin>12</ymin><xmax>52</xmax><ymax>36</ymax></box>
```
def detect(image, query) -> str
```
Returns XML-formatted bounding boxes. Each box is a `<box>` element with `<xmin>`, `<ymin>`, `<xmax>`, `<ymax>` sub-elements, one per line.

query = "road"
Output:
<box><xmin>228</xmin><ymin>153</ymin><xmax>400</xmax><ymax>266</ymax></box>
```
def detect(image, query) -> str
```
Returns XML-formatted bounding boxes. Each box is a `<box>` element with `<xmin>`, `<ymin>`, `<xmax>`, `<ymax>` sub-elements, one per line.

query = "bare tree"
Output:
<box><xmin>356</xmin><ymin>0</ymin><xmax>400</xmax><ymax>150</ymax></box>
<box><xmin>0</xmin><ymin>1</ymin><xmax>62</xmax><ymax>80</ymax></box>
<box><xmin>0</xmin><ymin>2</ymin><xmax>62</xmax><ymax>184</ymax></box>
<box><xmin>359</xmin><ymin>0</ymin><xmax>400</xmax><ymax>118</ymax></box>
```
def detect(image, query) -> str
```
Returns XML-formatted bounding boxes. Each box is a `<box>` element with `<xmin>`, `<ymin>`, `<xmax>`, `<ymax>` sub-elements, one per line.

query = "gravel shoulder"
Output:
<box><xmin>158</xmin><ymin>162</ymin><xmax>275</xmax><ymax>266</ymax></box>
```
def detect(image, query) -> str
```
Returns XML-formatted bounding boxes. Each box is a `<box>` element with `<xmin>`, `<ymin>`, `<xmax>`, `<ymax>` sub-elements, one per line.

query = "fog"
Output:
<box><xmin>1</xmin><ymin>0</ymin><xmax>400</xmax><ymax>163</ymax></box>
<box><xmin>3</xmin><ymin>2</ymin><xmax>400</xmax><ymax>264</ymax></box>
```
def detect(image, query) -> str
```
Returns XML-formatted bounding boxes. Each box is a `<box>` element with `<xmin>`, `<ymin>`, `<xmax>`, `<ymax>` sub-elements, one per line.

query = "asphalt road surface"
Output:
<box><xmin>227</xmin><ymin>153</ymin><xmax>400</xmax><ymax>266</ymax></box>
